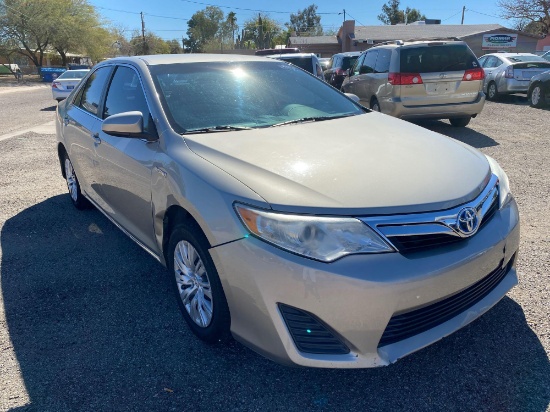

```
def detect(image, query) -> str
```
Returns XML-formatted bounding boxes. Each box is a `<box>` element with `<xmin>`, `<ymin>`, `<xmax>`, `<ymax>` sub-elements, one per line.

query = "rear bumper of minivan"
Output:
<box><xmin>382</xmin><ymin>92</ymin><xmax>486</xmax><ymax>120</ymax></box>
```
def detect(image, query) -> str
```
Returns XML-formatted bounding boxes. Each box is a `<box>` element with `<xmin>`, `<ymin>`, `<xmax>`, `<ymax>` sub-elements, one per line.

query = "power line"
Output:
<box><xmin>95</xmin><ymin>5</ymin><xmax>190</xmax><ymax>21</ymax></box>
<box><xmin>467</xmin><ymin>9</ymin><xmax>503</xmax><ymax>20</ymax></box>
<box><xmin>180</xmin><ymin>0</ymin><xmax>340</xmax><ymax>15</ymax></box>
<box><xmin>442</xmin><ymin>9</ymin><xmax>464</xmax><ymax>22</ymax></box>
<box><xmin>344</xmin><ymin>12</ymin><xmax>365</xmax><ymax>26</ymax></box>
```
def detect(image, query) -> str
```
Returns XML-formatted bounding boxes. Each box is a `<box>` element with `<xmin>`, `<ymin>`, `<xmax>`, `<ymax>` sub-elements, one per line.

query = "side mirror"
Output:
<box><xmin>344</xmin><ymin>93</ymin><xmax>360</xmax><ymax>103</ymax></box>
<box><xmin>102</xmin><ymin>111</ymin><xmax>157</xmax><ymax>141</ymax></box>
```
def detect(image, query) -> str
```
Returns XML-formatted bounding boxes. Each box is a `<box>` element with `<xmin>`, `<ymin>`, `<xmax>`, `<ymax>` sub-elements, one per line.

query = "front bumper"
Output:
<box><xmin>210</xmin><ymin>198</ymin><xmax>520</xmax><ymax>368</ymax></box>
<box><xmin>382</xmin><ymin>92</ymin><xmax>486</xmax><ymax>120</ymax></box>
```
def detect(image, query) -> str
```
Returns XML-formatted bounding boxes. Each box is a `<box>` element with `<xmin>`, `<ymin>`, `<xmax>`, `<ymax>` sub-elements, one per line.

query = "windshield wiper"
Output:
<box><xmin>270</xmin><ymin>114</ymin><xmax>355</xmax><ymax>128</ymax></box>
<box><xmin>183</xmin><ymin>125</ymin><xmax>253</xmax><ymax>134</ymax></box>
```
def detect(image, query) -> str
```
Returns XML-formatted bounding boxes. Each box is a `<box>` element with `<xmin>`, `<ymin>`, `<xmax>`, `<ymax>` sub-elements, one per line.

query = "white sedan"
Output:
<box><xmin>52</xmin><ymin>69</ymin><xmax>89</xmax><ymax>101</ymax></box>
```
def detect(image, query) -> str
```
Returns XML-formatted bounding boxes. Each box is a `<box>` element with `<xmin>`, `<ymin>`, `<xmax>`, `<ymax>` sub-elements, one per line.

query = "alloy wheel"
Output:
<box><xmin>173</xmin><ymin>240</ymin><xmax>213</xmax><ymax>328</ymax></box>
<box><xmin>64</xmin><ymin>158</ymin><xmax>78</xmax><ymax>202</ymax></box>
<box><xmin>531</xmin><ymin>86</ymin><xmax>541</xmax><ymax>106</ymax></box>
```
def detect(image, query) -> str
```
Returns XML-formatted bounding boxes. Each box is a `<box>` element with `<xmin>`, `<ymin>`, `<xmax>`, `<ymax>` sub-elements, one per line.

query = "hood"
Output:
<box><xmin>184</xmin><ymin>112</ymin><xmax>490</xmax><ymax>215</ymax></box>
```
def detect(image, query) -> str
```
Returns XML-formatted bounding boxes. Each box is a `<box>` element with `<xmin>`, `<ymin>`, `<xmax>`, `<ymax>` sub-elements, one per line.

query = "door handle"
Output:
<box><xmin>92</xmin><ymin>133</ymin><xmax>101</xmax><ymax>145</ymax></box>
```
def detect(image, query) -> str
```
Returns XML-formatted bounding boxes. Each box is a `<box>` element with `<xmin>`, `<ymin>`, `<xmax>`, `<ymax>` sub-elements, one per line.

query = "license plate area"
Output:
<box><xmin>66</xmin><ymin>85</ymin><xmax>74</xmax><ymax>90</ymax></box>
<box><xmin>425</xmin><ymin>81</ymin><xmax>456</xmax><ymax>95</ymax></box>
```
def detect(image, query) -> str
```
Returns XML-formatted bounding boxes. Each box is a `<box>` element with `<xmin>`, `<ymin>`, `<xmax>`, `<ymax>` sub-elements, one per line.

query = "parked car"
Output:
<box><xmin>477</xmin><ymin>53</ymin><xmax>550</xmax><ymax>100</ymax></box>
<box><xmin>324</xmin><ymin>52</ymin><xmax>361</xmax><ymax>89</ymax></box>
<box><xmin>319</xmin><ymin>57</ymin><xmax>331</xmax><ymax>70</ymax></box>
<box><xmin>56</xmin><ymin>54</ymin><xmax>519</xmax><ymax>368</ymax></box>
<box><xmin>527</xmin><ymin>69</ymin><xmax>550</xmax><ymax>107</ymax></box>
<box><xmin>268</xmin><ymin>53</ymin><xmax>324</xmax><ymax>80</ymax></box>
<box><xmin>341</xmin><ymin>40</ymin><xmax>485</xmax><ymax>127</ymax></box>
<box><xmin>51</xmin><ymin>69</ymin><xmax>90</xmax><ymax>101</ymax></box>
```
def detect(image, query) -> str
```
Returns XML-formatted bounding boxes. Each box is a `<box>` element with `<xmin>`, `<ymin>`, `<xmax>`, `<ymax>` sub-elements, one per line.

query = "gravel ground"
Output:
<box><xmin>0</xmin><ymin>86</ymin><xmax>548</xmax><ymax>411</ymax></box>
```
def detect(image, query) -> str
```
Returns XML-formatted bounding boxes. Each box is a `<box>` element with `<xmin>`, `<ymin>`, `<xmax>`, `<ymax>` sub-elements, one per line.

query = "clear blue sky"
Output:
<box><xmin>89</xmin><ymin>0</ymin><xmax>513</xmax><ymax>41</ymax></box>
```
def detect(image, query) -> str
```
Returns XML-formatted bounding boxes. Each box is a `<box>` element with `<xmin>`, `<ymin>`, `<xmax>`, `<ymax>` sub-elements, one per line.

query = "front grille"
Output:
<box><xmin>279</xmin><ymin>304</ymin><xmax>350</xmax><ymax>355</ymax></box>
<box><xmin>378</xmin><ymin>259</ymin><xmax>511</xmax><ymax>347</ymax></box>
<box><xmin>388</xmin><ymin>233</ymin><xmax>462</xmax><ymax>253</ymax></box>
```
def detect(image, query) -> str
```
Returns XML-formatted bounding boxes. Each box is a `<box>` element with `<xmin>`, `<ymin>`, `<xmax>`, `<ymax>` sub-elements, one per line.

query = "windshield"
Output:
<box><xmin>59</xmin><ymin>71</ymin><xmax>88</xmax><ymax>79</ymax></box>
<box><xmin>149</xmin><ymin>61</ymin><xmax>364</xmax><ymax>133</ymax></box>
<box><xmin>341</xmin><ymin>56</ymin><xmax>359</xmax><ymax>70</ymax></box>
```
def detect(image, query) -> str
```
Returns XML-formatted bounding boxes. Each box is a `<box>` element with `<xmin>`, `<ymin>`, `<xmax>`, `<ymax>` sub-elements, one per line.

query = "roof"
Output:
<box><xmin>108</xmin><ymin>54</ymin><xmax>271</xmax><ymax>65</ymax></box>
<box><xmin>289</xmin><ymin>36</ymin><xmax>338</xmax><ymax>45</ymax></box>
<box><xmin>353</xmin><ymin>24</ymin><xmax>540</xmax><ymax>42</ymax></box>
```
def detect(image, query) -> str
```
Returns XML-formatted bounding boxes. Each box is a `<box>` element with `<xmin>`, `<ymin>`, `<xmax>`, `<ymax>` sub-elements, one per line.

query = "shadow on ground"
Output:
<box><xmin>2</xmin><ymin>195</ymin><xmax>549</xmax><ymax>411</ymax></box>
<box><xmin>412</xmin><ymin>119</ymin><xmax>499</xmax><ymax>149</ymax></box>
<box><xmin>40</xmin><ymin>106</ymin><xmax>57</xmax><ymax>112</ymax></box>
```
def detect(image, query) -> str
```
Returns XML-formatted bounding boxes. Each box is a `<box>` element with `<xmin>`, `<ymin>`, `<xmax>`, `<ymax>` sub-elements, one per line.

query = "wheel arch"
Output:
<box><xmin>162</xmin><ymin>204</ymin><xmax>208</xmax><ymax>263</ymax></box>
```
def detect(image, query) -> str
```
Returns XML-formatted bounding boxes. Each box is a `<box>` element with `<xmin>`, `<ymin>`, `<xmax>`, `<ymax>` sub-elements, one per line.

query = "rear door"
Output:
<box><xmin>63</xmin><ymin>66</ymin><xmax>113</xmax><ymax>200</ymax></box>
<box><xmin>351</xmin><ymin>50</ymin><xmax>378</xmax><ymax>106</ymax></box>
<box><xmin>399</xmin><ymin>43</ymin><xmax>482</xmax><ymax>107</ymax></box>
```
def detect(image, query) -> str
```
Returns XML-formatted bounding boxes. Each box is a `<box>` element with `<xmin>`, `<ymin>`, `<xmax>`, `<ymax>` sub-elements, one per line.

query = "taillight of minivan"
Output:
<box><xmin>388</xmin><ymin>73</ymin><xmax>423</xmax><ymax>85</ymax></box>
<box><xmin>462</xmin><ymin>68</ymin><xmax>485</xmax><ymax>81</ymax></box>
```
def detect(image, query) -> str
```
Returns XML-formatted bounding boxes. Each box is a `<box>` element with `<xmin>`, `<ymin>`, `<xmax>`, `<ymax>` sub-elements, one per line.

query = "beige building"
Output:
<box><xmin>289</xmin><ymin>21</ymin><xmax>541</xmax><ymax>58</ymax></box>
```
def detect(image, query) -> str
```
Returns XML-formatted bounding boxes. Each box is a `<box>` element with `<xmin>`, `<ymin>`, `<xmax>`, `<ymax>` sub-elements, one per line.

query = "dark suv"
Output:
<box><xmin>324</xmin><ymin>52</ymin><xmax>361</xmax><ymax>89</ymax></box>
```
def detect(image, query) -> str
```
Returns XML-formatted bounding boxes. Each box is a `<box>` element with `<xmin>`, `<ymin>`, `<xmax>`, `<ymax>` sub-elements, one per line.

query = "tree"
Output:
<box><xmin>499</xmin><ymin>0</ymin><xmax>550</xmax><ymax>35</ymax></box>
<box><xmin>287</xmin><ymin>4</ymin><xmax>322</xmax><ymax>36</ymax></box>
<box><xmin>378</xmin><ymin>0</ymin><xmax>426</xmax><ymax>25</ymax></box>
<box><xmin>0</xmin><ymin>0</ymin><xmax>59</xmax><ymax>68</ymax></box>
<box><xmin>226</xmin><ymin>11</ymin><xmax>237</xmax><ymax>47</ymax></box>
<box><xmin>50</xmin><ymin>0</ymin><xmax>105</xmax><ymax>66</ymax></box>
<box><xmin>184</xmin><ymin>6</ymin><xmax>224</xmax><ymax>52</ymax></box>
<box><xmin>130</xmin><ymin>31</ymin><xmax>170</xmax><ymax>55</ymax></box>
<box><xmin>243</xmin><ymin>14</ymin><xmax>282</xmax><ymax>49</ymax></box>
<box><xmin>166</xmin><ymin>39</ymin><xmax>182</xmax><ymax>54</ymax></box>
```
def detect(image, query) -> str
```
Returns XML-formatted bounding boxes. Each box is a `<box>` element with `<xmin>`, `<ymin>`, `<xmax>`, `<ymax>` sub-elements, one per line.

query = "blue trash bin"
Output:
<box><xmin>41</xmin><ymin>67</ymin><xmax>67</xmax><ymax>82</ymax></box>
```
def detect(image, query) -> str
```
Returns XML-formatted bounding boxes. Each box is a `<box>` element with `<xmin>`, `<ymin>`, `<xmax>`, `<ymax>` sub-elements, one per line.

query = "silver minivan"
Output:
<box><xmin>341</xmin><ymin>40</ymin><xmax>486</xmax><ymax>127</ymax></box>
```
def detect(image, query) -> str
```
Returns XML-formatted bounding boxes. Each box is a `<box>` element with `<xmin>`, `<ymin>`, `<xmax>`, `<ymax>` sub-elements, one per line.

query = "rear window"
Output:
<box><xmin>279</xmin><ymin>57</ymin><xmax>314</xmax><ymax>74</ymax></box>
<box><xmin>400</xmin><ymin>44</ymin><xmax>478</xmax><ymax>73</ymax></box>
<box><xmin>507</xmin><ymin>56</ymin><xmax>547</xmax><ymax>63</ymax></box>
<box><xmin>341</xmin><ymin>56</ymin><xmax>359</xmax><ymax>70</ymax></box>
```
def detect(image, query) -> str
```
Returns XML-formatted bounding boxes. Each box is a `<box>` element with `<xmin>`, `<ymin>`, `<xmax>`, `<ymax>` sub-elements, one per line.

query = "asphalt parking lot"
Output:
<box><xmin>0</xmin><ymin>84</ymin><xmax>549</xmax><ymax>411</ymax></box>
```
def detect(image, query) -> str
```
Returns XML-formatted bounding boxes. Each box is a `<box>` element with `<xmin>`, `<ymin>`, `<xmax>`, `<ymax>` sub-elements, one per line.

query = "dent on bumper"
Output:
<box><xmin>210</xmin><ymin>199</ymin><xmax>520</xmax><ymax>368</ymax></box>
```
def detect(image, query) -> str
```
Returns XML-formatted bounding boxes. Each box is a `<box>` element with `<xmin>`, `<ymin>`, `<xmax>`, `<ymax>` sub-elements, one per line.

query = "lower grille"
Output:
<box><xmin>378</xmin><ymin>259</ymin><xmax>511</xmax><ymax>347</ymax></box>
<box><xmin>279</xmin><ymin>304</ymin><xmax>349</xmax><ymax>355</ymax></box>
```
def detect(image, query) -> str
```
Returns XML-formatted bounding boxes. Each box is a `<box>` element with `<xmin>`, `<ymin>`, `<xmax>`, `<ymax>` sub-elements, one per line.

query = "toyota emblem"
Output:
<box><xmin>457</xmin><ymin>207</ymin><xmax>479</xmax><ymax>236</ymax></box>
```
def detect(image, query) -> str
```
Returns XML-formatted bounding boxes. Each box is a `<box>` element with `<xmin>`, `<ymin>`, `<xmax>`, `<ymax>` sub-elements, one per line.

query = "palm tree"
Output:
<box><xmin>227</xmin><ymin>12</ymin><xmax>237</xmax><ymax>48</ymax></box>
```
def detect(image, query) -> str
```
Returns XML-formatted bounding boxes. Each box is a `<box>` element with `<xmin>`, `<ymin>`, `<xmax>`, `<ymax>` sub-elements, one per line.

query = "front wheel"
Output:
<box><xmin>167</xmin><ymin>224</ymin><xmax>231</xmax><ymax>343</ymax></box>
<box><xmin>449</xmin><ymin>117</ymin><xmax>471</xmax><ymax>127</ymax></box>
<box><xmin>64</xmin><ymin>154</ymin><xmax>89</xmax><ymax>209</ymax></box>
<box><xmin>529</xmin><ymin>84</ymin><xmax>545</xmax><ymax>108</ymax></box>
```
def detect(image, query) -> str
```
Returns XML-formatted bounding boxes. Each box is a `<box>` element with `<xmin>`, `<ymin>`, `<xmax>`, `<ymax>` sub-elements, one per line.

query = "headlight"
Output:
<box><xmin>234</xmin><ymin>204</ymin><xmax>394</xmax><ymax>262</ymax></box>
<box><xmin>485</xmin><ymin>155</ymin><xmax>512</xmax><ymax>208</ymax></box>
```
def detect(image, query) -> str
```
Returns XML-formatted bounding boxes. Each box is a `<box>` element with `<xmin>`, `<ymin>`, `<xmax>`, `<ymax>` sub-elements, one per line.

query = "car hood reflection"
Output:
<box><xmin>184</xmin><ymin>113</ymin><xmax>490</xmax><ymax>215</ymax></box>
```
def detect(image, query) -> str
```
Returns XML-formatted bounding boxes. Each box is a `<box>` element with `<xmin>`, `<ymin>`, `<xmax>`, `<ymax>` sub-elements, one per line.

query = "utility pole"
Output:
<box><xmin>461</xmin><ymin>6</ymin><xmax>466</xmax><ymax>24</ymax></box>
<box><xmin>343</xmin><ymin>9</ymin><xmax>346</xmax><ymax>23</ymax></box>
<box><xmin>140</xmin><ymin>12</ymin><xmax>148</xmax><ymax>54</ymax></box>
<box><xmin>182</xmin><ymin>36</ymin><xmax>185</xmax><ymax>53</ymax></box>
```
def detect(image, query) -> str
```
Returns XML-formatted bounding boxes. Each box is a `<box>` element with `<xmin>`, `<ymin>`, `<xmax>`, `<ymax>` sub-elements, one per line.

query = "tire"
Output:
<box><xmin>370</xmin><ymin>98</ymin><xmax>381</xmax><ymax>112</ymax></box>
<box><xmin>449</xmin><ymin>117</ymin><xmax>471</xmax><ymax>127</ymax></box>
<box><xmin>529</xmin><ymin>84</ymin><xmax>545</xmax><ymax>108</ymax></box>
<box><xmin>63</xmin><ymin>153</ymin><xmax>89</xmax><ymax>210</ymax></box>
<box><xmin>167</xmin><ymin>224</ymin><xmax>230</xmax><ymax>343</ymax></box>
<box><xmin>487</xmin><ymin>82</ymin><xmax>498</xmax><ymax>101</ymax></box>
